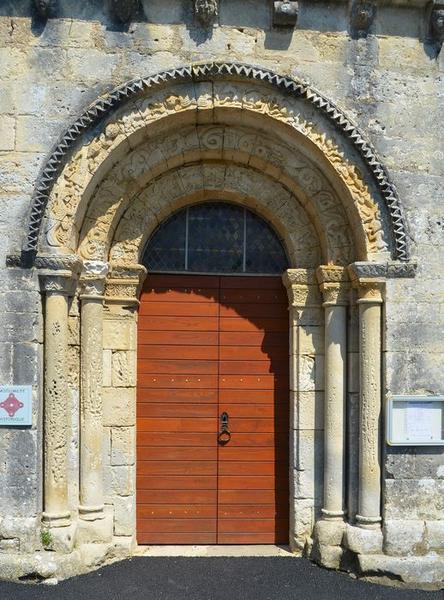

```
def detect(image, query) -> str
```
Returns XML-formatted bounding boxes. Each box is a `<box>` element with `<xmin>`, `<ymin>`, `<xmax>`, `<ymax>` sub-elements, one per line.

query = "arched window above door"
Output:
<box><xmin>142</xmin><ymin>202</ymin><xmax>289</xmax><ymax>275</ymax></box>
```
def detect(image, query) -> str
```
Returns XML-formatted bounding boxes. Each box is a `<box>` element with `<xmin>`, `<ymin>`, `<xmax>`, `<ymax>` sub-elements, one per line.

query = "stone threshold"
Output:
<box><xmin>134</xmin><ymin>545</ymin><xmax>294</xmax><ymax>557</ymax></box>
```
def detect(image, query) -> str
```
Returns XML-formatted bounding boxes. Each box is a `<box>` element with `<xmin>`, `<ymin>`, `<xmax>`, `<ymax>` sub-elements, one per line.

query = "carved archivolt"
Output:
<box><xmin>25</xmin><ymin>63</ymin><xmax>408</xmax><ymax>264</ymax></box>
<box><xmin>107</xmin><ymin>164</ymin><xmax>321</xmax><ymax>267</ymax></box>
<box><xmin>72</xmin><ymin>124</ymin><xmax>365</xmax><ymax>266</ymax></box>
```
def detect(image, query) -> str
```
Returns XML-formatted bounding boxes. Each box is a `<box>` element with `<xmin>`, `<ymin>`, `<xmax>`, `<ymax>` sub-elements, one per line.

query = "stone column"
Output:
<box><xmin>38</xmin><ymin>255</ymin><xmax>81</xmax><ymax>530</ymax></box>
<box><xmin>316</xmin><ymin>266</ymin><xmax>349</xmax><ymax>521</ymax></box>
<box><xmin>78</xmin><ymin>261</ymin><xmax>109</xmax><ymax>522</ymax></box>
<box><xmin>349</xmin><ymin>263</ymin><xmax>385</xmax><ymax>529</ymax></box>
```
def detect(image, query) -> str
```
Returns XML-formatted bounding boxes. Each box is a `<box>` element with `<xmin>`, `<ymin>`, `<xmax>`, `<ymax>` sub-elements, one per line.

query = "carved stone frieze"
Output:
<box><xmin>194</xmin><ymin>0</ymin><xmax>219</xmax><ymax>27</ymax></box>
<box><xmin>22</xmin><ymin>63</ymin><xmax>409</xmax><ymax>263</ymax></box>
<box><xmin>273</xmin><ymin>1</ymin><xmax>299</xmax><ymax>27</ymax></box>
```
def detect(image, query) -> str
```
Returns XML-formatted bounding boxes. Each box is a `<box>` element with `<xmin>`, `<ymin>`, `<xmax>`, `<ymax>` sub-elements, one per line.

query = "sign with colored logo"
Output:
<box><xmin>0</xmin><ymin>386</ymin><xmax>32</xmax><ymax>426</ymax></box>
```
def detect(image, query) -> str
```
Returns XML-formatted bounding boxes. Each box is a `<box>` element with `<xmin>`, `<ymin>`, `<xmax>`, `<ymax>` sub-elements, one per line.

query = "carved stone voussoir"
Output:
<box><xmin>195</xmin><ymin>0</ymin><xmax>219</xmax><ymax>27</ymax></box>
<box><xmin>273</xmin><ymin>1</ymin><xmax>299</xmax><ymax>27</ymax></box>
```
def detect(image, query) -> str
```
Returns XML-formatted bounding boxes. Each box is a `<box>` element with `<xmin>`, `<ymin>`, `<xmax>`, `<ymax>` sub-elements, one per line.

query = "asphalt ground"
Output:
<box><xmin>0</xmin><ymin>557</ymin><xmax>441</xmax><ymax>600</ymax></box>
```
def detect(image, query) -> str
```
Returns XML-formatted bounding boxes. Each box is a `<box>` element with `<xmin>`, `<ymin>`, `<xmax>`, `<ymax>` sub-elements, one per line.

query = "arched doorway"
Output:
<box><xmin>136</xmin><ymin>203</ymin><xmax>290</xmax><ymax>544</ymax></box>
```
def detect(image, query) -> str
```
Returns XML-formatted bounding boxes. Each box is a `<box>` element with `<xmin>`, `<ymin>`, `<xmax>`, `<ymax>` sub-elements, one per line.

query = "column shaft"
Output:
<box><xmin>357</xmin><ymin>297</ymin><xmax>382</xmax><ymax>526</ymax></box>
<box><xmin>79</xmin><ymin>296</ymin><xmax>105</xmax><ymax>519</ymax></box>
<box><xmin>323</xmin><ymin>304</ymin><xmax>347</xmax><ymax>518</ymax></box>
<box><xmin>43</xmin><ymin>291</ymin><xmax>71</xmax><ymax>526</ymax></box>
<box><xmin>79</xmin><ymin>262</ymin><xmax>108</xmax><ymax>521</ymax></box>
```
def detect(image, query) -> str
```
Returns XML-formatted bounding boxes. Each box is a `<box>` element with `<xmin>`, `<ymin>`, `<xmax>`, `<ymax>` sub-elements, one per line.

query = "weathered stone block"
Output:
<box><xmin>292</xmin><ymin>391</ymin><xmax>324</xmax><ymax>430</ymax></box>
<box><xmin>103</xmin><ymin>387</ymin><xmax>135</xmax><ymax>427</ymax></box>
<box><xmin>113</xmin><ymin>496</ymin><xmax>136</xmax><ymax>537</ymax></box>
<box><xmin>103</xmin><ymin>320</ymin><xmax>135</xmax><ymax>351</ymax></box>
<box><xmin>295</xmin><ymin>325</ymin><xmax>324</xmax><ymax>355</ymax></box>
<box><xmin>313</xmin><ymin>542</ymin><xmax>343</xmax><ymax>570</ymax></box>
<box><xmin>104</xmin><ymin>465</ymin><xmax>135</xmax><ymax>498</ymax></box>
<box><xmin>383</xmin><ymin>519</ymin><xmax>428</xmax><ymax>557</ymax></box>
<box><xmin>0</xmin><ymin>115</ymin><xmax>15</xmax><ymax>151</ymax></box>
<box><xmin>111</xmin><ymin>427</ymin><xmax>135</xmax><ymax>466</ymax></box>
<box><xmin>344</xmin><ymin>524</ymin><xmax>383</xmax><ymax>555</ymax></box>
<box><xmin>76</xmin><ymin>514</ymin><xmax>113</xmax><ymax>545</ymax></box>
<box><xmin>358</xmin><ymin>554</ymin><xmax>444</xmax><ymax>586</ymax></box>
<box><xmin>103</xmin><ymin>350</ymin><xmax>112</xmax><ymax>387</ymax></box>
<box><xmin>314</xmin><ymin>520</ymin><xmax>345</xmax><ymax>547</ymax></box>
<box><xmin>385</xmin><ymin>479</ymin><xmax>444</xmax><ymax>520</ymax></box>
<box><xmin>426</xmin><ymin>520</ymin><xmax>444</xmax><ymax>552</ymax></box>
<box><xmin>112</xmin><ymin>351</ymin><xmax>136</xmax><ymax>387</ymax></box>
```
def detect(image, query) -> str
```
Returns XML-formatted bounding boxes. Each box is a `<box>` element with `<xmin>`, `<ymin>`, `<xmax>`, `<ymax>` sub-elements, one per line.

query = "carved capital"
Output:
<box><xmin>194</xmin><ymin>0</ymin><xmax>219</xmax><ymax>27</ymax></box>
<box><xmin>316</xmin><ymin>266</ymin><xmax>350</xmax><ymax>306</ymax></box>
<box><xmin>282</xmin><ymin>269</ymin><xmax>321</xmax><ymax>307</ymax></box>
<box><xmin>37</xmin><ymin>254</ymin><xmax>82</xmax><ymax>295</ymax></box>
<box><xmin>273</xmin><ymin>1</ymin><xmax>299</xmax><ymax>27</ymax></box>
<box><xmin>105</xmin><ymin>263</ymin><xmax>147</xmax><ymax>305</ymax></box>
<box><xmin>348</xmin><ymin>263</ymin><xmax>384</xmax><ymax>304</ymax></box>
<box><xmin>79</xmin><ymin>261</ymin><xmax>109</xmax><ymax>299</ymax></box>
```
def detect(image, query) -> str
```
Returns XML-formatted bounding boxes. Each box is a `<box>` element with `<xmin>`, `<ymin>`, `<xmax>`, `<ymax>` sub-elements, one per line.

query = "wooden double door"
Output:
<box><xmin>136</xmin><ymin>274</ymin><xmax>289</xmax><ymax>544</ymax></box>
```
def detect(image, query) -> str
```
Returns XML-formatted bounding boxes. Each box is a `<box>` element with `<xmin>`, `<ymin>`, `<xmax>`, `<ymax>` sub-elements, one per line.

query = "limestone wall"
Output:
<box><xmin>0</xmin><ymin>0</ymin><xmax>443</xmax><ymax>572</ymax></box>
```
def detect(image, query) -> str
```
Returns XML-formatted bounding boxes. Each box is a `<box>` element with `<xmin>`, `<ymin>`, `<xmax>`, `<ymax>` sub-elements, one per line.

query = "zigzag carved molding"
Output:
<box><xmin>23</xmin><ymin>62</ymin><xmax>409</xmax><ymax>263</ymax></box>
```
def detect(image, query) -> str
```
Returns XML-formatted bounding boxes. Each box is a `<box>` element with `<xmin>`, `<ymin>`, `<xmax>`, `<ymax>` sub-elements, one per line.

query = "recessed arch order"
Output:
<box><xmin>22</xmin><ymin>62</ymin><xmax>409</xmax><ymax>267</ymax></box>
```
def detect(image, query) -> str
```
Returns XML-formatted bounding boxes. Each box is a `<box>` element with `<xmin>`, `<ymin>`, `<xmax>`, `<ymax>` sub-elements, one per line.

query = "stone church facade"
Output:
<box><xmin>0</xmin><ymin>0</ymin><xmax>443</xmax><ymax>587</ymax></box>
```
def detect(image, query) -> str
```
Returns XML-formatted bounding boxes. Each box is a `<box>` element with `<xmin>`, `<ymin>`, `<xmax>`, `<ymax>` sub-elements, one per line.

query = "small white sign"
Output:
<box><xmin>0</xmin><ymin>386</ymin><xmax>33</xmax><ymax>427</ymax></box>
<box><xmin>387</xmin><ymin>395</ymin><xmax>444</xmax><ymax>446</ymax></box>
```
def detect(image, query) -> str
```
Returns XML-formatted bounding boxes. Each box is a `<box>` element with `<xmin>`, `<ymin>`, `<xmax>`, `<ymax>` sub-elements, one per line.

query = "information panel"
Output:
<box><xmin>387</xmin><ymin>395</ymin><xmax>444</xmax><ymax>446</ymax></box>
<box><xmin>0</xmin><ymin>386</ymin><xmax>33</xmax><ymax>427</ymax></box>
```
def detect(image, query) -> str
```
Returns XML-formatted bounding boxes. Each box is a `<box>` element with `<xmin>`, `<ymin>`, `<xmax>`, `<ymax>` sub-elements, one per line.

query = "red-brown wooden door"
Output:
<box><xmin>137</xmin><ymin>274</ymin><xmax>289</xmax><ymax>544</ymax></box>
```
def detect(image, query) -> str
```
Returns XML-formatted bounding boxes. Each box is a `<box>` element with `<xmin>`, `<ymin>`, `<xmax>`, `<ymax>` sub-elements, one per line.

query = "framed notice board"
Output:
<box><xmin>387</xmin><ymin>396</ymin><xmax>444</xmax><ymax>446</ymax></box>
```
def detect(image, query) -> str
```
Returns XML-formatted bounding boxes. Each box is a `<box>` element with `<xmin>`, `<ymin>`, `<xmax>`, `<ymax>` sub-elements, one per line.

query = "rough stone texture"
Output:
<box><xmin>0</xmin><ymin>0</ymin><xmax>442</xmax><ymax>586</ymax></box>
<box><xmin>344</xmin><ymin>524</ymin><xmax>383</xmax><ymax>555</ymax></box>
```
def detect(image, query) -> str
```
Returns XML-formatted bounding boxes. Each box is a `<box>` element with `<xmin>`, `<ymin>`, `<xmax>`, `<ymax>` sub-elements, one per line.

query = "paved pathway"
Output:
<box><xmin>0</xmin><ymin>557</ymin><xmax>441</xmax><ymax>600</ymax></box>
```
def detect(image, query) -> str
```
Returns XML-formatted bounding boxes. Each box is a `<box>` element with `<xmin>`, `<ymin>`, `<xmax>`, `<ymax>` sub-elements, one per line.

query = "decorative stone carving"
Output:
<box><xmin>109</xmin><ymin>0</ymin><xmax>140</xmax><ymax>24</ymax></box>
<box><xmin>282</xmin><ymin>269</ymin><xmax>321</xmax><ymax>307</ymax></box>
<box><xmin>350</xmin><ymin>0</ymin><xmax>376</xmax><ymax>37</ymax></box>
<box><xmin>21</xmin><ymin>63</ymin><xmax>408</xmax><ymax>263</ymax></box>
<box><xmin>194</xmin><ymin>0</ymin><xmax>219</xmax><ymax>27</ymax></box>
<box><xmin>429</xmin><ymin>3</ymin><xmax>444</xmax><ymax>43</ymax></box>
<box><xmin>273</xmin><ymin>1</ymin><xmax>299</xmax><ymax>27</ymax></box>
<box><xmin>316</xmin><ymin>266</ymin><xmax>350</xmax><ymax>306</ymax></box>
<box><xmin>105</xmin><ymin>263</ymin><xmax>147</xmax><ymax>305</ymax></box>
<box><xmin>38</xmin><ymin>254</ymin><xmax>82</xmax><ymax>295</ymax></box>
<box><xmin>33</xmin><ymin>0</ymin><xmax>56</xmax><ymax>18</ymax></box>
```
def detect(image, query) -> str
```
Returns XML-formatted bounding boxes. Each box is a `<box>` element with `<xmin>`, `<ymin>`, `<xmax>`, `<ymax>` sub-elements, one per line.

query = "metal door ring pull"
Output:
<box><xmin>218</xmin><ymin>430</ymin><xmax>231</xmax><ymax>444</ymax></box>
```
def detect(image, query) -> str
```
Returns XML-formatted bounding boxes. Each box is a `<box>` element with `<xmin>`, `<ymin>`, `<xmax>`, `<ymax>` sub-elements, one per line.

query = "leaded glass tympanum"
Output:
<box><xmin>142</xmin><ymin>202</ymin><xmax>289</xmax><ymax>275</ymax></box>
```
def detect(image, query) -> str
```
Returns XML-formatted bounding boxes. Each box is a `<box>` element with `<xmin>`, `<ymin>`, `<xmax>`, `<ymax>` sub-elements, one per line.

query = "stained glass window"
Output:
<box><xmin>143</xmin><ymin>202</ymin><xmax>288</xmax><ymax>275</ymax></box>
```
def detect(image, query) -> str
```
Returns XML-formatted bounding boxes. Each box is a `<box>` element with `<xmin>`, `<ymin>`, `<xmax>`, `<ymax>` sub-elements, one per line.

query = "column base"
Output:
<box><xmin>42</xmin><ymin>512</ymin><xmax>71</xmax><ymax>528</ymax></box>
<box><xmin>41</xmin><ymin>522</ymin><xmax>77</xmax><ymax>554</ymax></box>
<box><xmin>321</xmin><ymin>508</ymin><xmax>346</xmax><ymax>521</ymax></box>
<box><xmin>356</xmin><ymin>514</ymin><xmax>382</xmax><ymax>529</ymax></box>
<box><xmin>79</xmin><ymin>505</ymin><xmax>105</xmax><ymax>522</ymax></box>
<box><xmin>76</xmin><ymin>513</ymin><xmax>114</xmax><ymax>545</ymax></box>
